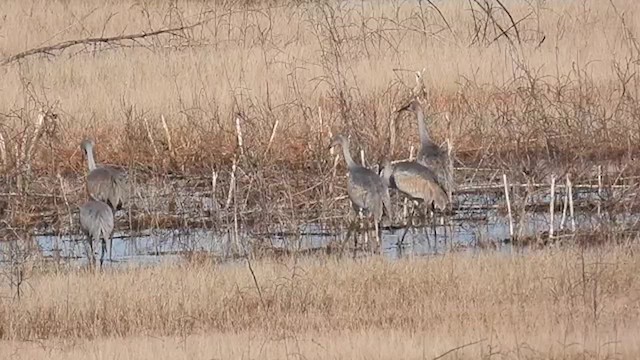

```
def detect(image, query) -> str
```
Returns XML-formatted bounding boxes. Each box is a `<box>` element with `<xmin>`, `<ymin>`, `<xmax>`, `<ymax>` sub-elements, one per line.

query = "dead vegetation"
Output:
<box><xmin>0</xmin><ymin>0</ymin><xmax>637</xmax><ymax>239</ymax></box>
<box><xmin>0</xmin><ymin>3</ymin><xmax>639</xmax><ymax>357</ymax></box>
<box><xmin>0</xmin><ymin>244</ymin><xmax>639</xmax><ymax>358</ymax></box>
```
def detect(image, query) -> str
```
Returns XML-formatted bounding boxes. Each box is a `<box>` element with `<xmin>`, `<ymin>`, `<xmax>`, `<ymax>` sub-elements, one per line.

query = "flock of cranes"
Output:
<box><xmin>77</xmin><ymin>98</ymin><xmax>450</xmax><ymax>265</ymax></box>
<box><xmin>331</xmin><ymin>98</ymin><xmax>452</xmax><ymax>252</ymax></box>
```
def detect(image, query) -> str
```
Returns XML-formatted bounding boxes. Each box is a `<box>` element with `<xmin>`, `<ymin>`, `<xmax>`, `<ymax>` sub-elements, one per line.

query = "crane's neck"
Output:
<box><xmin>416</xmin><ymin>108</ymin><xmax>433</xmax><ymax>147</ymax></box>
<box><xmin>85</xmin><ymin>146</ymin><xmax>97</xmax><ymax>171</ymax></box>
<box><xmin>340</xmin><ymin>140</ymin><xmax>357</xmax><ymax>169</ymax></box>
<box><xmin>381</xmin><ymin>162</ymin><xmax>393</xmax><ymax>187</ymax></box>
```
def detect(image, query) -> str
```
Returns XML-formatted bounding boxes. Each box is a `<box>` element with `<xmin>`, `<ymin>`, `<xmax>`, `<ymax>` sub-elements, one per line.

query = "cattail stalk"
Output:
<box><xmin>503</xmin><ymin>174</ymin><xmax>514</xmax><ymax>240</ymax></box>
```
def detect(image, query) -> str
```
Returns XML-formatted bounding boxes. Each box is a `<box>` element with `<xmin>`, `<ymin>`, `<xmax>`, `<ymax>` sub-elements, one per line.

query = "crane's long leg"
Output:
<box><xmin>343</xmin><ymin>221</ymin><xmax>353</xmax><ymax>254</ymax></box>
<box><xmin>109</xmin><ymin>232</ymin><xmax>113</xmax><ymax>262</ymax></box>
<box><xmin>413</xmin><ymin>204</ymin><xmax>431</xmax><ymax>250</ymax></box>
<box><xmin>86</xmin><ymin>235</ymin><xmax>95</xmax><ymax>268</ymax></box>
<box><xmin>431</xmin><ymin>210</ymin><xmax>438</xmax><ymax>254</ymax></box>
<box><xmin>359</xmin><ymin>211</ymin><xmax>368</xmax><ymax>252</ymax></box>
<box><xmin>400</xmin><ymin>204</ymin><xmax>416</xmax><ymax>246</ymax></box>
<box><xmin>442</xmin><ymin>213</ymin><xmax>448</xmax><ymax>249</ymax></box>
<box><xmin>343</xmin><ymin>214</ymin><xmax>359</xmax><ymax>258</ymax></box>
<box><xmin>374</xmin><ymin>218</ymin><xmax>381</xmax><ymax>255</ymax></box>
<box><xmin>110</xmin><ymin>207</ymin><xmax>119</xmax><ymax>262</ymax></box>
<box><xmin>100</xmin><ymin>238</ymin><xmax>106</xmax><ymax>269</ymax></box>
<box><xmin>443</xmin><ymin>211</ymin><xmax>452</xmax><ymax>252</ymax></box>
<box><xmin>353</xmin><ymin>217</ymin><xmax>359</xmax><ymax>259</ymax></box>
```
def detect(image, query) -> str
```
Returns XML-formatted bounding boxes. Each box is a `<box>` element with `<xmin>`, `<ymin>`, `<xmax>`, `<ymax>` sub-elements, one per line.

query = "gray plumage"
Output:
<box><xmin>329</xmin><ymin>134</ymin><xmax>392</xmax><ymax>223</ymax></box>
<box><xmin>79</xmin><ymin>198</ymin><xmax>114</xmax><ymax>267</ymax></box>
<box><xmin>381</xmin><ymin>160</ymin><xmax>448</xmax><ymax>212</ymax></box>
<box><xmin>81</xmin><ymin>138</ymin><xmax>126</xmax><ymax>211</ymax></box>
<box><xmin>398</xmin><ymin>99</ymin><xmax>453</xmax><ymax>200</ymax></box>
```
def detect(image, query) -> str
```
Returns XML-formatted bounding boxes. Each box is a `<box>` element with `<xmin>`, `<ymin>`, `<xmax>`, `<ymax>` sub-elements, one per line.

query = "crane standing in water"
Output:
<box><xmin>381</xmin><ymin>158</ymin><xmax>448</xmax><ymax>246</ymax></box>
<box><xmin>79</xmin><ymin>197</ymin><xmax>114</xmax><ymax>268</ymax></box>
<box><xmin>80</xmin><ymin>138</ymin><xmax>127</xmax><ymax>262</ymax></box>
<box><xmin>397</xmin><ymin>99</ymin><xmax>454</xmax><ymax>202</ymax></box>
<box><xmin>329</xmin><ymin>134</ymin><xmax>392</xmax><ymax>253</ymax></box>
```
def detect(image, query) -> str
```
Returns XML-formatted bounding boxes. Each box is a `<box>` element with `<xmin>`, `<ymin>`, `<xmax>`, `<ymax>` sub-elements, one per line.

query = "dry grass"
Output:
<box><xmin>0</xmin><ymin>0</ymin><xmax>639</xmax><ymax>172</ymax></box>
<box><xmin>2</xmin><ymin>2</ymin><xmax>640</xmax><ymax>357</ymax></box>
<box><xmin>0</xmin><ymin>244</ymin><xmax>639</xmax><ymax>358</ymax></box>
<box><xmin>2</xmin><ymin>328</ymin><xmax>640</xmax><ymax>360</ymax></box>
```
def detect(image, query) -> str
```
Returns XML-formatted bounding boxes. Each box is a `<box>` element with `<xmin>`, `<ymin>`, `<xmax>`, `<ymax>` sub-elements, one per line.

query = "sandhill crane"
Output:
<box><xmin>80</xmin><ymin>138</ymin><xmax>126</xmax><ymax>261</ymax></box>
<box><xmin>381</xmin><ymin>159</ymin><xmax>448</xmax><ymax>246</ymax></box>
<box><xmin>81</xmin><ymin>138</ymin><xmax>126</xmax><ymax>211</ymax></box>
<box><xmin>398</xmin><ymin>99</ymin><xmax>453</xmax><ymax>201</ymax></box>
<box><xmin>329</xmin><ymin>134</ymin><xmax>391</xmax><ymax>253</ymax></box>
<box><xmin>79</xmin><ymin>197</ymin><xmax>114</xmax><ymax>268</ymax></box>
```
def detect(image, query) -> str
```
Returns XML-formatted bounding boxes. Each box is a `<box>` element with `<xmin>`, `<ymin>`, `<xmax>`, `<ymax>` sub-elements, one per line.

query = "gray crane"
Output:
<box><xmin>81</xmin><ymin>138</ymin><xmax>127</xmax><ymax>211</ymax></box>
<box><xmin>79</xmin><ymin>197</ymin><xmax>114</xmax><ymax>268</ymax></box>
<box><xmin>381</xmin><ymin>158</ymin><xmax>448</xmax><ymax>246</ymax></box>
<box><xmin>398</xmin><ymin>99</ymin><xmax>454</xmax><ymax>201</ymax></box>
<box><xmin>329</xmin><ymin>134</ymin><xmax>392</xmax><ymax>253</ymax></box>
<box><xmin>80</xmin><ymin>138</ymin><xmax>126</xmax><ymax>261</ymax></box>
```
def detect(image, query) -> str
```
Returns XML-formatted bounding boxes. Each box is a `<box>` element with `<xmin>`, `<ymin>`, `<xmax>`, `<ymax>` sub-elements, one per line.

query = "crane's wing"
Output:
<box><xmin>87</xmin><ymin>165</ymin><xmax>128</xmax><ymax>210</ymax></box>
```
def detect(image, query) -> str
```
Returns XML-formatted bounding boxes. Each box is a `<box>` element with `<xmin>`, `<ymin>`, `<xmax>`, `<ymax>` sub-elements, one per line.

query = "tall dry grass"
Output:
<box><xmin>0</xmin><ymin>244</ymin><xmax>639</xmax><ymax>358</ymax></box>
<box><xmin>0</xmin><ymin>0</ymin><xmax>639</xmax><ymax>235</ymax></box>
<box><xmin>0</xmin><ymin>0</ymin><xmax>639</xmax><ymax>171</ymax></box>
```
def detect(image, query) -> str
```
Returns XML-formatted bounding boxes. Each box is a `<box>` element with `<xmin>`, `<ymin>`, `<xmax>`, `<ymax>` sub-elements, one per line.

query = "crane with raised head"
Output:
<box><xmin>80</xmin><ymin>138</ymin><xmax>126</xmax><ymax>262</ymax></box>
<box><xmin>329</xmin><ymin>134</ymin><xmax>391</xmax><ymax>253</ymax></box>
<box><xmin>397</xmin><ymin>99</ymin><xmax>453</xmax><ymax>202</ymax></box>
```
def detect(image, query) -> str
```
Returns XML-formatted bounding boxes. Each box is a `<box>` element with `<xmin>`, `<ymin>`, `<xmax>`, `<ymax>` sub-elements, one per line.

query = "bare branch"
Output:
<box><xmin>0</xmin><ymin>19</ymin><xmax>210</xmax><ymax>66</ymax></box>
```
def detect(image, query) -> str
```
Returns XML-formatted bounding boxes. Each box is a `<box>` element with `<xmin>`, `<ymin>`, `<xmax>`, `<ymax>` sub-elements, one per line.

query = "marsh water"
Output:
<box><xmin>4</xmin><ymin>179</ymin><xmax>636</xmax><ymax>267</ymax></box>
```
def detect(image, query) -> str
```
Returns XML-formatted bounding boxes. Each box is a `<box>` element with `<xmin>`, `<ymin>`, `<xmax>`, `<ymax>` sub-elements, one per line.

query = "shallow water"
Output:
<box><xmin>0</xmin><ymin>183</ymin><xmax>631</xmax><ymax>268</ymax></box>
<box><xmin>0</xmin><ymin>178</ymin><xmax>636</xmax><ymax>270</ymax></box>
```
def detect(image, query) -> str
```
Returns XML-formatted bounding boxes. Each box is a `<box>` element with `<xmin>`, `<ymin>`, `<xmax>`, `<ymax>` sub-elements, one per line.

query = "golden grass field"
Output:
<box><xmin>0</xmin><ymin>245</ymin><xmax>639</xmax><ymax>359</ymax></box>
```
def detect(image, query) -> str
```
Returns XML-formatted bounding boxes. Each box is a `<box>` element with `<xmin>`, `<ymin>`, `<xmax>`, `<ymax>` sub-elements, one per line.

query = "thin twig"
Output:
<box><xmin>143</xmin><ymin>118</ymin><xmax>159</xmax><ymax>156</ymax></box>
<box><xmin>160</xmin><ymin>115</ymin><xmax>175</xmax><ymax>159</ymax></box>
<box><xmin>597</xmin><ymin>165</ymin><xmax>603</xmax><ymax>218</ymax></box>
<box><xmin>0</xmin><ymin>129</ymin><xmax>6</xmax><ymax>169</ymax></box>
<box><xmin>225</xmin><ymin>158</ymin><xmax>237</xmax><ymax>210</ymax></box>
<box><xmin>494</xmin><ymin>0</ymin><xmax>522</xmax><ymax>45</ymax></box>
<box><xmin>246</xmin><ymin>257</ymin><xmax>266</xmax><ymax>309</ymax></box>
<box><xmin>549</xmin><ymin>175</ymin><xmax>556</xmax><ymax>240</ymax></box>
<box><xmin>235</xmin><ymin>115</ymin><xmax>244</xmax><ymax>157</ymax></box>
<box><xmin>1</xmin><ymin>19</ymin><xmax>211</xmax><ymax>66</ymax></box>
<box><xmin>432</xmin><ymin>339</ymin><xmax>486</xmax><ymax>360</ymax></box>
<box><xmin>57</xmin><ymin>173</ymin><xmax>74</xmax><ymax>233</ymax></box>
<box><xmin>265</xmin><ymin>119</ymin><xmax>279</xmax><ymax>155</ymax></box>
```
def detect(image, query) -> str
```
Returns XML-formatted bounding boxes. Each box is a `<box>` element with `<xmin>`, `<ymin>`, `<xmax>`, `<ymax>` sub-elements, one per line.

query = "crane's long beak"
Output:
<box><xmin>327</xmin><ymin>140</ymin><xmax>339</xmax><ymax>150</ymax></box>
<box><xmin>396</xmin><ymin>103</ymin><xmax>411</xmax><ymax>113</ymax></box>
